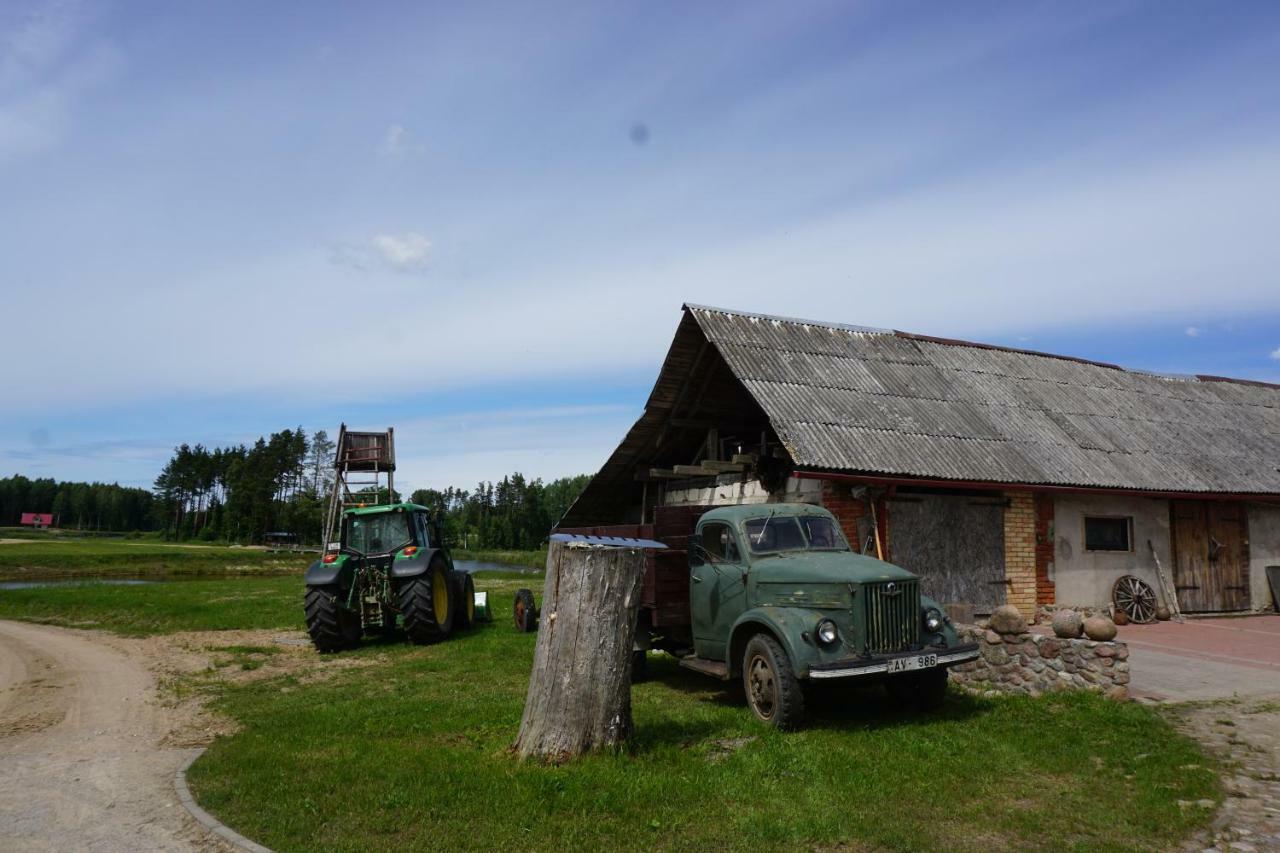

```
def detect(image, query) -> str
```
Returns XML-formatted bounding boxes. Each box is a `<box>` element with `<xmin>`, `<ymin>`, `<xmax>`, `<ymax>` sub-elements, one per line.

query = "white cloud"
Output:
<box><xmin>378</xmin><ymin>123</ymin><xmax>407</xmax><ymax>157</ymax></box>
<box><xmin>1185</xmin><ymin>326</ymin><xmax>1201</xmax><ymax>337</ymax></box>
<box><xmin>329</xmin><ymin>232</ymin><xmax>433</xmax><ymax>272</ymax></box>
<box><xmin>1270</xmin><ymin>347</ymin><xmax>1280</xmax><ymax>361</ymax></box>
<box><xmin>371</xmin><ymin>232</ymin><xmax>431</xmax><ymax>271</ymax></box>
<box><xmin>377</xmin><ymin>123</ymin><xmax>424</xmax><ymax>159</ymax></box>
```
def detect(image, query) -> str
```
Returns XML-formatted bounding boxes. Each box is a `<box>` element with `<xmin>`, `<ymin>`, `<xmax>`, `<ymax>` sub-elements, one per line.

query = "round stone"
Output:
<box><xmin>1156</xmin><ymin>605</ymin><xmax>1172</xmax><ymax>621</ymax></box>
<box><xmin>1051</xmin><ymin>610</ymin><xmax>1084</xmax><ymax>639</ymax></box>
<box><xmin>989</xmin><ymin>605</ymin><xmax>1026</xmax><ymax>635</ymax></box>
<box><xmin>1083</xmin><ymin>616</ymin><xmax>1118</xmax><ymax>641</ymax></box>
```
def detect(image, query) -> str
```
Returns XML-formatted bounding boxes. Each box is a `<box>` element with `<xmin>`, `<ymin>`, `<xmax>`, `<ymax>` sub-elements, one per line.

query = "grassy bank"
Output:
<box><xmin>0</xmin><ymin>539</ymin><xmax>307</xmax><ymax>580</ymax></box>
<box><xmin>186</xmin><ymin>608</ymin><xmax>1218</xmax><ymax>852</ymax></box>
<box><xmin>0</xmin><ymin>576</ymin><xmax>305</xmax><ymax>634</ymax></box>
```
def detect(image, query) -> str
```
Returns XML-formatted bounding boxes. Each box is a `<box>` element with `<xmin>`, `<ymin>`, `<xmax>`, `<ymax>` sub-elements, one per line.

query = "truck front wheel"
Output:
<box><xmin>742</xmin><ymin>634</ymin><xmax>805</xmax><ymax>731</ymax></box>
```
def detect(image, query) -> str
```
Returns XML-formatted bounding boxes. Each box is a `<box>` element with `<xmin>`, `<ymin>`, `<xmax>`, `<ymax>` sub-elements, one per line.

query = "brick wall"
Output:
<box><xmin>821</xmin><ymin>480</ymin><xmax>869</xmax><ymax>554</ymax></box>
<box><xmin>1034</xmin><ymin>493</ymin><xmax>1056</xmax><ymax>606</ymax></box>
<box><xmin>1003</xmin><ymin>491</ymin><xmax>1037</xmax><ymax>614</ymax></box>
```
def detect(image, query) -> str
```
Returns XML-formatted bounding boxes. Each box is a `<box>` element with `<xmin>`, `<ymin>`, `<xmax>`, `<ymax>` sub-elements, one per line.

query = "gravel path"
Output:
<box><xmin>0</xmin><ymin>620</ymin><xmax>226</xmax><ymax>852</ymax></box>
<box><xmin>1171</xmin><ymin>695</ymin><xmax>1280</xmax><ymax>852</ymax></box>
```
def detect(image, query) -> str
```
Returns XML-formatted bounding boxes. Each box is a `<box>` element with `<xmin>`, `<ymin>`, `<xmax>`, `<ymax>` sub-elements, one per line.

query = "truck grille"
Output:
<box><xmin>864</xmin><ymin>580</ymin><xmax>920</xmax><ymax>653</ymax></box>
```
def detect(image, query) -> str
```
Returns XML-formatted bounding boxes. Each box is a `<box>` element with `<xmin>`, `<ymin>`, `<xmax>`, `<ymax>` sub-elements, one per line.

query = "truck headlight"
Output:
<box><xmin>924</xmin><ymin>608</ymin><xmax>944</xmax><ymax>633</ymax></box>
<box><xmin>816</xmin><ymin>619</ymin><xmax>838</xmax><ymax>646</ymax></box>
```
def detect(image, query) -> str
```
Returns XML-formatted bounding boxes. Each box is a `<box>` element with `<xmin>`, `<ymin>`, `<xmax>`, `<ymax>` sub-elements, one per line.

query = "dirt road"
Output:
<box><xmin>0</xmin><ymin>620</ymin><xmax>224</xmax><ymax>852</ymax></box>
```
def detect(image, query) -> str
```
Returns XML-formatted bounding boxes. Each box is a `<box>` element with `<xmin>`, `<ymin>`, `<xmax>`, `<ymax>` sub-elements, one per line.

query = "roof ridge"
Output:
<box><xmin>683</xmin><ymin>303</ymin><xmax>892</xmax><ymax>336</ymax></box>
<box><xmin>684</xmin><ymin>304</ymin><xmax>1280</xmax><ymax>391</ymax></box>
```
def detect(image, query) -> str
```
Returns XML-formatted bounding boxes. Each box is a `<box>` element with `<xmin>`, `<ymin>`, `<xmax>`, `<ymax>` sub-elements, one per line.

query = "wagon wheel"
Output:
<box><xmin>1112</xmin><ymin>575</ymin><xmax>1158</xmax><ymax>624</ymax></box>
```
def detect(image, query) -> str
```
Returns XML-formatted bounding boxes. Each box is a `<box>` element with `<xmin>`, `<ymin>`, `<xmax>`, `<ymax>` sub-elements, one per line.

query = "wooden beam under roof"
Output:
<box><xmin>644</xmin><ymin>468</ymin><xmax>689</xmax><ymax>480</ymax></box>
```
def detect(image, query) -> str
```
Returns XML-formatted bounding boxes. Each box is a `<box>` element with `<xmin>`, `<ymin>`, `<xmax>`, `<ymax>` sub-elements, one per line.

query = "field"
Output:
<box><xmin>0</xmin><ymin>541</ymin><xmax>1221</xmax><ymax>851</ymax></box>
<box><xmin>0</xmin><ymin>537</ymin><xmax>307</xmax><ymax>581</ymax></box>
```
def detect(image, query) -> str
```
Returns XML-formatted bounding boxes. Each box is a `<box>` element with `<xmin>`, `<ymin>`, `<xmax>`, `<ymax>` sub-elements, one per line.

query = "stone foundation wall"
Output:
<box><xmin>950</xmin><ymin>625</ymin><xmax>1130</xmax><ymax>700</ymax></box>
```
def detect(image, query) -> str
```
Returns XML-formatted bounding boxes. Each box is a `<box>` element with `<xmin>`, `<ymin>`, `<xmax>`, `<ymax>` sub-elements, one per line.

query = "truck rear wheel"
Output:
<box><xmin>453</xmin><ymin>573</ymin><xmax>477</xmax><ymax>630</ymax></box>
<box><xmin>513</xmin><ymin>588</ymin><xmax>538</xmax><ymax>632</ymax></box>
<box><xmin>742</xmin><ymin>634</ymin><xmax>805</xmax><ymax>730</ymax></box>
<box><xmin>399</xmin><ymin>557</ymin><xmax>454</xmax><ymax>643</ymax></box>
<box><xmin>304</xmin><ymin>585</ymin><xmax>361</xmax><ymax>653</ymax></box>
<box><xmin>885</xmin><ymin>667</ymin><xmax>948</xmax><ymax>711</ymax></box>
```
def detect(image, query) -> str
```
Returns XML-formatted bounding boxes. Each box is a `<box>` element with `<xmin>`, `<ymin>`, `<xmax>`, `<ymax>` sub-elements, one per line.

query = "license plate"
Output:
<box><xmin>886</xmin><ymin>653</ymin><xmax>937</xmax><ymax>674</ymax></box>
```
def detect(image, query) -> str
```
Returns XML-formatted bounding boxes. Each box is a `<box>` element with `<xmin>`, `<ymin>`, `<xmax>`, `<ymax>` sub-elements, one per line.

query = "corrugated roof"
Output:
<box><xmin>558</xmin><ymin>305</ymin><xmax>1280</xmax><ymax>528</ymax></box>
<box><xmin>685</xmin><ymin>304</ymin><xmax>1280</xmax><ymax>494</ymax></box>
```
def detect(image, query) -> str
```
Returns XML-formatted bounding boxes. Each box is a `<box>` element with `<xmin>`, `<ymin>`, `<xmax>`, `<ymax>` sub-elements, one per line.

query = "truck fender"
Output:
<box><xmin>305</xmin><ymin>555</ymin><xmax>353</xmax><ymax>588</ymax></box>
<box><xmin>727</xmin><ymin>608</ymin><xmax>821</xmax><ymax>679</ymax></box>
<box><xmin>389</xmin><ymin>548</ymin><xmax>444</xmax><ymax>580</ymax></box>
<box><xmin>920</xmin><ymin>593</ymin><xmax>960</xmax><ymax>646</ymax></box>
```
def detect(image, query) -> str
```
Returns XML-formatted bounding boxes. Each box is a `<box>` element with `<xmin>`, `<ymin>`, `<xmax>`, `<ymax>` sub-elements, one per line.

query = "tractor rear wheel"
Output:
<box><xmin>304</xmin><ymin>585</ymin><xmax>361</xmax><ymax>653</ymax></box>
<box><xmin>453</xmin><ymin>573</ymin><xmax>477</xmax><ymax>630</ymax></box>
<box><xmin>399</xmin><ymin>557</ymin><xmax>455</xmax><ymax>644</ymax></box>
<box><xmin>513</xmin><ymin>588</ymin><xmax>538</xmax><ymax>632</ymax></box>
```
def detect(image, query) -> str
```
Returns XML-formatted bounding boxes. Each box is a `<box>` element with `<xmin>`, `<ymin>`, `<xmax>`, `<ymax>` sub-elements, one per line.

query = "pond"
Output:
<box><xmin>0</xmin><ymin>579</ymin><xmax>158</xmax><ymax>590</ymax></box>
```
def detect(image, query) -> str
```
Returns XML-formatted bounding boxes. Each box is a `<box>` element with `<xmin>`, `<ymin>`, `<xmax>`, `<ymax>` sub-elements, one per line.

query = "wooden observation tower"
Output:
<box><xmin>323</xmin><ymin>424</ymin><xmax>396</xmax><ymax>549</ymax></box>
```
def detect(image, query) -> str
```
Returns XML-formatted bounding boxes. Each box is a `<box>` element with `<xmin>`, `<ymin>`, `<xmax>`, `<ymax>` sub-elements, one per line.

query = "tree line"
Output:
<box><xmin>0</xmin><ymin>475</ymin><xmax>156</xmax><ymax>532</ymax></box>
<box><xmin>153</xmin><ymin>427</ymin><xmax>334</xmax><ymax>543</ymax></box>
<box><xmin>410</xmin><ymin>472</ymin><xmax>591</xmax><ymax>551</ymax></box>
<box><xmin>4</xmin><ymin>428</ymin><xmax>592</xmax><ymax>548</ymax></box>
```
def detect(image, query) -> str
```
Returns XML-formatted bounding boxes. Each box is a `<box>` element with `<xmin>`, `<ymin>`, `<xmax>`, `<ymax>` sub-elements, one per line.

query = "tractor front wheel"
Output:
<box><xmin>399</xmin><ymin>558</ymin><xmax>455</xmax><ymax>644</ymax></box>
<box><xmin>304</xmin><ymin>585</ymin><xmax>361</xmax><ymax>653</ymax></box>
<box><xmin>453</xmin><ymin>572</ymin><xmax>477</xmax><ymax>630</ymax></box>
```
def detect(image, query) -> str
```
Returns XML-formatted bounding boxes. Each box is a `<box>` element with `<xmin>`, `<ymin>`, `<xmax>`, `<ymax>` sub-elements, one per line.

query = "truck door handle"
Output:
<box><xmin>691</xmin><ymin>575</ymin><xmax>703</xmax><ymax>583</ymax></box>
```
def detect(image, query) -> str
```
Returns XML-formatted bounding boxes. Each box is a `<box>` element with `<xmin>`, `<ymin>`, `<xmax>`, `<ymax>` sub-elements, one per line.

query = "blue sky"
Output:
<box><xmin>2</xmin><ymin>1</ymin><xmax>1280</xmax><ymax>494</ymax></box>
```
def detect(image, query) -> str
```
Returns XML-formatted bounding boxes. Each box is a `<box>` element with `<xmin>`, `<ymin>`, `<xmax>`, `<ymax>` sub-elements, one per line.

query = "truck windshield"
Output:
<box><xmin>345</xmin><ymin>511</ymin><xmax>412</xmax><ymax>555</ymax></box>
<box><xmin>744</xmin><ymin>516</ymin><xmax>849</xmax><ymax>554</ymax></box>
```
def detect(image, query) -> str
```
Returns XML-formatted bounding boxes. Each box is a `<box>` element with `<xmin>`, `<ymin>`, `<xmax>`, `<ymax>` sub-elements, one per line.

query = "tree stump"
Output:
<box><xmin>514</xmin><ymin>541</ymin><xmax>647</xmax><ymax>761</ymax></box>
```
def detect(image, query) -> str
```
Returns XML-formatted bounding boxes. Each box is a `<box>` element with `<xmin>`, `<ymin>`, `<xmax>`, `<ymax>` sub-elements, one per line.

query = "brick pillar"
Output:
<box><xmin>1034</xmin><ymin>493</ymin><xmax>1056</xmax><ymax>607</ymax></box>
<box><xmin>1003</xmin><ymin>491</ymin><xmax>1037</xmax><ymax>615</ymax></box>
<box><xmin>821</xmin><ymin>480</ymin><xmax>869</xmax><ymax>554</ymax></box>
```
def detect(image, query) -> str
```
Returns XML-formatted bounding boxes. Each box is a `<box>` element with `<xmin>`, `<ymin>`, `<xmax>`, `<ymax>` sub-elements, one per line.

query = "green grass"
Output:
<box><xmin>186</xmin><ymin>594</ymin><xmax>1218</xmax><ymax>852</ymax></box>
<box><xmin>0</xmin><ymin>573</ymin><xmax>1219</xmax><ymax>850</ymax></box>
<box><xmin>0</xmin><ymin>538</ymin><xmax>307</xmax><ymax>580</ymax></box>
<box><xmin>0</xmin><ymin>571</ymin><xmax>528</xmax><ymax>636</ymax></box>
<box><xmin>0</xmin><ymin>576</ymin><xmax>306</xmax><ymax>634</ymax></box>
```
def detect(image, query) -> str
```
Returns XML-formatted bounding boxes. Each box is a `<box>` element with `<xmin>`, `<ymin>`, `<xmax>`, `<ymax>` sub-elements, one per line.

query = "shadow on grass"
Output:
<box><xmin>639</xmin><ymin>653</ymin><xmax>992</xmax><ymax>735</ymax></box>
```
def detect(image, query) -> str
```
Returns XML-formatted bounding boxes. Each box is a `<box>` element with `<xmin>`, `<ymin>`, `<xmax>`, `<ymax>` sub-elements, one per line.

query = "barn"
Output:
<box><xmin>560</xmin><ymin>305</ymin><xmax>1280</xmax><ymax>618</ymax></box>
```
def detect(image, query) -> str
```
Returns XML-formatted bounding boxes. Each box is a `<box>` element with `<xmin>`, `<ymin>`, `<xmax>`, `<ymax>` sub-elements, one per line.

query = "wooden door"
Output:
<box><xmin>1170</xmin><ymin>500</ymin><xmax>1250</xmax><ymax>612</ymax></box>
<box><xmin>888</xmin><ymin>494</ymin><xmax>1006</xmax><ymax>614</ymax></box>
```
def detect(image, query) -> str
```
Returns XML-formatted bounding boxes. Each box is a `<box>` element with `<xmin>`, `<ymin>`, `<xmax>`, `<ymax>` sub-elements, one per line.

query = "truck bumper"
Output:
<box><xmin>806</xmin><ymin>643</ymin><xmax>980</xmax><ymax>681</ymax></box>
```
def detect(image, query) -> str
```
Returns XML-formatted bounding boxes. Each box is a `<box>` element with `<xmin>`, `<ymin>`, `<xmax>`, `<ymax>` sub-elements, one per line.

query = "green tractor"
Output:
<box><xmin>303</xmin><ymin>502</ymin><xmax>476</xmax><ymax>652</ymax></box>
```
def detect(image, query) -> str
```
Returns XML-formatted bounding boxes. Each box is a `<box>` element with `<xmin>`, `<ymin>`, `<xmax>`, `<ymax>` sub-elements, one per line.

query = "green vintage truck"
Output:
<box><xmin>639</xmin><ymin>503</ymin><xmax>979</xmax><ymax>729</ymax></box>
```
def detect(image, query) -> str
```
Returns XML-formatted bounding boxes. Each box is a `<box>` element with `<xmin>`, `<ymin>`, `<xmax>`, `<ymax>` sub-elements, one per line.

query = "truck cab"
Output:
<box><xmin>677</xmin><ymin>503</ymin><xmax>978</xmax><ymax>729</ymax></box>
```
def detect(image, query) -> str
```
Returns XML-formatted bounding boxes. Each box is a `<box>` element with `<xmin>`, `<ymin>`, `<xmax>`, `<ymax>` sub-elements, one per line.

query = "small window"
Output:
<box><xmin>1084</xmin><ymin>516</ymin><xmax>1131</xmax><ymax>552</ymax></box>
<box><xmin>698</xmin><ymin>523</ymin><xmax>741</xmax><ymax>562</ymax></box>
